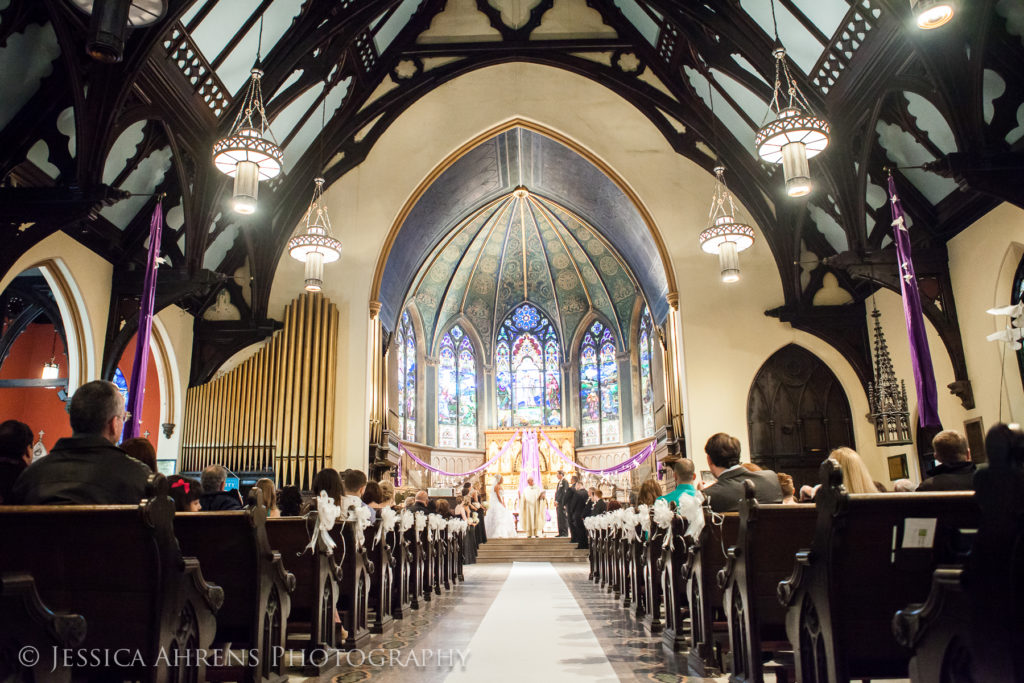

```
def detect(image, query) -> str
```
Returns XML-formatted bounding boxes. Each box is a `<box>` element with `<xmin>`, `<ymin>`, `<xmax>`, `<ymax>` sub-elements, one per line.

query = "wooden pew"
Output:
<box><xmin>328</xmin><ymin>518</ymin><xmax>372</xmax><ymax>651</ymax></box>
<box><xmin>175</xmin><ymin>494</ymin><xmax>296</xmax><ymax>683</ymax></box>
<box><xmin>720</xmin><ymin>483</ymin><xmax>816</xmax><ymax>683</ymax></box>
<box><xmin>390</xmin><ymin>511</ymin><xmax>413</xmax><ymax>619</ymax></box>
<box><xmin>893</xmin><ymin>423</ymin><xmax>1024</xmax><ymax>683</ymax></box>
<box><xmin>363</xmin><ymin>519</ymin><xmax>394</xmax><ymax>635</ymax></box>
<box><xmin>619</xmin><ymin>516</ymin><xmax>634</xmax><ymax>609</ymax></box>
<box><xmin>629</xmin><ymin>514</ymin><xmax>647</xmax><ymax>620</ymax></box>
<box><xmin>587</xmin><ymin>521</ymin><xmax>598</xmax><ymax>581</ymax></box>
<box><xmin>685</xmin><ymin>508</ymin><xmax>739</xmax><ymax>675</ymax></box>
<box><xmin>265</xmin><ymin>514</ymin><xmax>339</xmax><ymax>673</ymax></box>
<box><xmin>405</xmin><ymin>514</ymin><xmax>426</xmax><ymax>610</ymax></box>
<box><xmin>418</xmin><ymin>522</ymin><xmax>435</xmax><ymax>602</ymax></box>
<box><xmin>642</xmin><ymin>508</ymin><xmax>666</xmax><ymax>634</ymax></box>
<box><xmin>0</xmin><ymin>572</ymin><xmax>86</xmax><ymax>683</ymax></box>
<box><xmin>429</xmin><ymin>516</ymin><xmax>447</xmax><ymax>594</ymax></box>
<box><xmin>0</xmin><ymin>477</ymin><xmax>222</xmax><ymax>683</ymax></box>
<box><xmin>778</xmin><ymin>459</ymin><xmax>978</xmax><ymax>683</ymax></box>
<box><xmin>452</xmin><ymin>523</ymin><xmax>465</xmax><ymax>582</ymax></box>
<box><xmin>660</xmin><ymin>513</ymin><xmax>692</xmax><ymax>652</ymax></box>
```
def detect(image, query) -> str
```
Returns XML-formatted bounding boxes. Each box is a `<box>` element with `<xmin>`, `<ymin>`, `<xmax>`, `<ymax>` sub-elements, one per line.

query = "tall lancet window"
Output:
<box><xmin>639</xmin><ymin>306</ymin><xmax>655</xmax><ymax>437</ymax></box>
<box><xmin>580</xmin><ymin>320</ymin><xmax>620</xmax><ymax>445</ymax></box>
<box><xmin>496</xmin><ymin>303</ymin><xmax>561</xmax><ymax>427</ymax></box>
<box><xmin>438</xmin><ymin>325</ymin><xmax>477</xmax><ymax>448</ymax></box>
<box><xmin>396</xmin><ymin>310</ymin><xmax>416</xmax><ymax>441</ymax></box>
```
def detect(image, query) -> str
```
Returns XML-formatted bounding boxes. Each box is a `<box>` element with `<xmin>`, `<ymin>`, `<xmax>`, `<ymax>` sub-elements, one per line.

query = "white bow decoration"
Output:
<box><xmin>414</xmin><ymin>511</ymin><xmax>427</xmax><ymax>532</ymax></box>
<box><xmin>304</xmin><ymin>491</ymin><xmax>341</xmax><ymax>554</ymax></box>
<box><xmin>374</xmin><ymin>506</ymin><xmax>399</xmax><ymax>546</ymax></box>
<box><xmin>637</xmin><ymin>504</ymin><xmax>651</xmax><ymax>534</ymax></box>
<box><xmin>400</xmin><ymin>509</ymin><xmax>414</xmax><ymax>532</ymax></box>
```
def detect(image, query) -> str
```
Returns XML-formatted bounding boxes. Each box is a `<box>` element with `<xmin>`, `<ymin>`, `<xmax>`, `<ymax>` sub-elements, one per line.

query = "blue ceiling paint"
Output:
<box><xmin>379</xmin><ymin>127</ymin><xmax>670</xmax><ymax>333</ymax></box>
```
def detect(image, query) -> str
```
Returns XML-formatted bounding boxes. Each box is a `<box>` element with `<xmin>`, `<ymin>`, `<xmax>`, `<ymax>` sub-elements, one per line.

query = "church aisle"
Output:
<box><xmin>445</xmin><ymin>562</ymin><xmax>618</xmax><ymax>683</ymax></box>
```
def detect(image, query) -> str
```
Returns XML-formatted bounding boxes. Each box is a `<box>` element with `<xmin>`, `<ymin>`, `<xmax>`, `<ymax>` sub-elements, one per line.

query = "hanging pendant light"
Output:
<box><xmin>288</xmin><ymin>177</ymin><xmax>342</xmax><ymax>291</ymax></box>
<box><xmin>911</xmin><ymin>0</ymin><xmax>954</xmax><ymax>29</ymax></box>
<box><xmin>755</xmin><ymin>45</ymin><xmax>830</xmax><ymax>197</ymax></box>
<box><xmin>212</xmin><ymin>67</ymin><xmax>282</xmax><ymax>214</ymax></box>
<box><xmin>40</xmin><ymin>329</ymin><xmax>59</xmax><ymax>383</ymax></box>
<box><xmin>698</xmin><ymin>166</ymin><xmax>756</xmax><ymax>283</ymax></box>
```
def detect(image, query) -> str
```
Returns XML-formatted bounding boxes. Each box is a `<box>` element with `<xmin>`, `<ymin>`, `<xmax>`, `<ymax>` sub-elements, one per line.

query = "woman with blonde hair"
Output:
<box><xmin>800</xmin><ymin>447</ymin><xmax>876</xmax><ymax>500</ymax></box>
<box><xmin>254</xmin><ymin>478</ymin><xmax>280</xmax><ymax>517</ymax></box>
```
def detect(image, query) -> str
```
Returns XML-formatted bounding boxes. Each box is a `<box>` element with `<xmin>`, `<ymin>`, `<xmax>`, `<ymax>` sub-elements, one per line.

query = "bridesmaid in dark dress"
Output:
<box><xmin>455</xmin><ymin>495</ymin><xmax>477</xmax><ymax>564</ymax></box>
<box><xmin>471</xmin><ymin>482</ymin><xmax>487</xmax><ymax>545</ymax></box>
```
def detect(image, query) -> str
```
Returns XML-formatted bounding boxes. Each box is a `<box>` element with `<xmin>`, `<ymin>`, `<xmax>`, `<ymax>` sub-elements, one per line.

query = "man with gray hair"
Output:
<box><xmin>917</xmin><ymin>430</ymin><xmax>976</xmax><ymax>491</ymax></box>
<box><xmin>11</xmin><ymin>380</ymin><xmax>150</xmax><ymax>504</ymax></box>
<box><xmin>198</xmin><ymin>464</ymin><xmax>242</xmax><ymax>510</ymax></box>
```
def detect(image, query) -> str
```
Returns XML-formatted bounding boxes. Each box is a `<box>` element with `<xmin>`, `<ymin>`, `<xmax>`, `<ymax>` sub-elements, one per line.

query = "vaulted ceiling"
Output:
<box><xmin>1</xmin><ymin>0</ymin><xmax>1022</xmax><ymax>390</ymax></box>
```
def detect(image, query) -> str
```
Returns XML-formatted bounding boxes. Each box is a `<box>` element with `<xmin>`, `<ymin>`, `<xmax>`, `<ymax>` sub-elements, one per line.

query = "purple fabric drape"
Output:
<box><xmin>122</xmin><ymin>201</ymin><xmax>163</xmax><ymax>442</ymax></box>
<box><xmin>398</xmin><ymin>430</ymin><xmax>520</xmax><ymax>477</ymax></box>
<box><xmin>540</xmin><ymin>430</ymin><xmax>657</xmax><ymax>474</ymax></box>
<box><xmin>888</xmin><ymin>176</ymin><xmax>941</xmax><ymax>428</ymax></box>
<box><xmin>518</xmin><ymin>430</ymin><xmax>542</xmax><ymax>497</ymax></box>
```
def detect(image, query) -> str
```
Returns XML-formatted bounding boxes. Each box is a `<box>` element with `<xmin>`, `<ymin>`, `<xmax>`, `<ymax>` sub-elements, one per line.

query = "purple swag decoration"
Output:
<box><xmin>888</xmin><ymin>175</ymin><xmax>941</xmax><ymax>428</ymax></box>
<box><xmin>122</xmin><ymin>201</ymin><xmax>163</xmax><ymax>442</ymax></box>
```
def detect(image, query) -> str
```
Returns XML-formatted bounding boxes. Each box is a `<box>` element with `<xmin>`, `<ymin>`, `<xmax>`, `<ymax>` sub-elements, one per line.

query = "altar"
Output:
<box><xmin>483</xmin><ymin>427</ymin><xmax>576</xmax><ymax>488</ymax></box>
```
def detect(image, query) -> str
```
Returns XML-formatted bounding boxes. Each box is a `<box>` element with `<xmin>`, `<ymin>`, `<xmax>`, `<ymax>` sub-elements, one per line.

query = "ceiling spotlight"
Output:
<box><xmin>68</xmin><ymin>0</ymin><xmax>166</xmax><ymax>63</ymax></box>
<box><xmin>911</xmin><ymin>0</ymin><xmax>955</xmax><ymax>29</ymax></box>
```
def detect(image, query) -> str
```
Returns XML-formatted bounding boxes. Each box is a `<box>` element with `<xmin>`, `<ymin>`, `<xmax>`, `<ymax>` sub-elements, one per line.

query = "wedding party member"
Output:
<box><xmin>12</xmin><ymin>380</ymin><xmax>150</xmax><ymax>505</ymax></box>
<box><xmin>455</xmin><ymin>495</ymin><xmax>477</xmax><ymax>564</ymax></box>
<box><xmin>470</xmin><ymin>482</ymin><xmax>487</xmax><ymax>545</ymax></box>
<box><xmin>567</xmin><ymin>477</ymin><xmax>589</xmax><ymax>547</ymax></box>
<box><xmin>520</xmin><ymin>477</ymin><xmax>545</xmax><ymax>538</ymax></box>
<box><xmin>554</xmin><ymin>470</ymin><xmax>570</xmax><ymax>536</ymax></box>
<box><xmin>484</xmin><ymin>474</ymin><xmax>516</xmax><ymax>538</ymax></box>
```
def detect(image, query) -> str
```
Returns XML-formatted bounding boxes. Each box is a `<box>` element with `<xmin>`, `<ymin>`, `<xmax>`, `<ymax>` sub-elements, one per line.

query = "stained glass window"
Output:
<box><xmin>437</xmin><ymin>325</ymin><xmax>477</xmax><ymax>449</ymax></box>
<box><xmin>496</xmin><ymin>303</ymin><xmax>561</xmax><ymax>427</ymax></box>
<box><xmin>580</xmin><ymin>320</ymin><xmax>620</xmax><ymax>445</ymax></box>
<box><xmin>396</xmin><ymin>310</ymin><xmax>416</xmax><ymax>441</ymax></box>
<box><xmin>639</xmin><ymin>306</ymin><xmax>655</xmax><ymax>437</ymax></box>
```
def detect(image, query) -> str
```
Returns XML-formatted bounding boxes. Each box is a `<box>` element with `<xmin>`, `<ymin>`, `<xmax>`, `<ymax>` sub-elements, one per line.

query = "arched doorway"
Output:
<box><xmin>747</xmin><ymin>344</ymin><xmax>855</xmax><ymax>490</ymax></box>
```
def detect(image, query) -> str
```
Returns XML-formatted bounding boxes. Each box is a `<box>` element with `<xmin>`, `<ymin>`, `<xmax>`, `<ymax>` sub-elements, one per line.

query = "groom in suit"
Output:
<box><xmin>554</xmin><ymin>470</ymin><xmax>570</xmax><ymax>536</ymax></box>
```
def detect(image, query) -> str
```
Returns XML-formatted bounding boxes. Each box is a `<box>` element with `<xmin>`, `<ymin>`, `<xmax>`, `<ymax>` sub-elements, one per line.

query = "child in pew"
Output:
<box><xmin>343</xmin><ymin>469</ymin><xmax>375</xmax><ymax>522</ymax></box>
<box><xmin>253</xmin><ymin>478</ymin><xmax>279</xmax><ymax>517</ymax></box>
<box><xmin>277</xmin><ymin>485</ymin><xmax>302</xmax><ymax>516</ymax></box>
<box><xmin>168</xmin><ymin>475</ymin><xmax>201</xmax><ymax>511</ymax></box>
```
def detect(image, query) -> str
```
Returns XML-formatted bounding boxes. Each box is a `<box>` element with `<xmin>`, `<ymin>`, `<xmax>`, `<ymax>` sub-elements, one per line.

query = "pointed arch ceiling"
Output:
<box><xmin>379</xmin><ymin>127</ymin><xmax>669</xmax><ymax>340</ymax></box>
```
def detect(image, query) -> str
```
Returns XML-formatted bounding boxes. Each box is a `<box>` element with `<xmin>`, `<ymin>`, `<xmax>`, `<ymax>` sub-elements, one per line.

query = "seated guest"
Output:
<box><xmin>592</xmin><ymin>489</ymin><xmax>607</xmax><ymax>515</ymax></box>
<box><xmin>342</xmin><ymin>469</ymin><xmax>375</xmax><ymax>522</ymax></box>
<box><xmin>362</xmin><ymin>481</ymin><xmax>384</xmax><ymax>511</ymax></box>
<box><xmin>403</xmin><ymin>494</ymin><xmax>416</xmax><ymax>509</ymax></box>
<box><xmin>800</xmin><ymin>447</ymin><xmax>877</xmax><ymax>500</ymax></box>
<box><xmin>310</xmin><ymin>468</ymin><xmax>344</xmax><ymax>507</ymax></box>
<box><xmin>741</xmin><ymin>462</ymin><xmax>762</xmax><ymax>472</ymax></box>
<box><xmin>121</xmin><ymin>437</ymin><xmax>157</xmax><ymax>472</ymax></box>
<box><xmin>873</xmin><ymin>480</ymin><xmax>889</xmax><ymax>492</ymax></box>
<box><xmin>278</xmin><ymin>485</ymin><xmax>303</xmax><ymax>516</ymax></box>
<box><xmin>436</xmin><ymin>499</ymin><xmax>451</xmax><ymax>517</ymax></box>
<box><xmin>168</xmin><ymin>475</ymin><xmax>201</xmax><ymax>512</ymax></box>
<box><xmin>700</xmin><ymin>433</ymin><xmax>783</xmax><ymax>512</ymax></box>
<box><xmin>606</xmin><ymin>499</ymin><xmax>621</xmax><ymax>512</ymax></box>
<box><xmin>777</xmin><ymin>473</ymin><xmax>797</xmax><ymax>504</ymax></box>
<box><xmin>0</xmin><ymin>420</ymin><xmax>33</xmax><ymax>505</ymax></box>
<box><xmin>411</xmin><ymin>490</ymin><xmax>429</xmax><ymax>514</ymax></box>
<box><xmin>12</xmin><ymin>380</ymin><xmax>150</xmax><ymax>505</ymax></box>
<box><xmin>426</xmin><ymin>499</ymin><xmax>437</xmax><ymax>514</ymax></box>
<box><xmin>254</xmin><ymin>478</ymin><xmax>279</xmax><ymax>517</ymax></box>
<box><xmin>657</xmin><ymin>458</ymin><xmax>698</xmax><ymax>505</ymax></box>
<box><xmin>917</xmin><ymin>430</ymin><xmax>976</xmax><ymax>491</ymax></box>
<box><xmin>379</xmin><ymin>480</ymin><xmax>395</xmax><ymax>507</ymax></box>
<box><xmin>198</xmin><ymin>464</ymin><xmax>243</xmax><ymax>511</ymax></box>
<box><xmin>636</xmin><ymin>478</ymin><xmax>662</xmax><ymax>506</ymax></box>
<box><xmin>893</xmin><ymin>478</ymin><xmax>917</xmax><ymax>492</ymax></box>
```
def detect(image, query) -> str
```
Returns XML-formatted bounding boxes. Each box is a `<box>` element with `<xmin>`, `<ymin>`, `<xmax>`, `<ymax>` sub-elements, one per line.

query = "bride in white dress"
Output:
<box><xmin>484</xmin><ymin>474</ymin><xmax>517</xmax><ymax>538</ymax></box>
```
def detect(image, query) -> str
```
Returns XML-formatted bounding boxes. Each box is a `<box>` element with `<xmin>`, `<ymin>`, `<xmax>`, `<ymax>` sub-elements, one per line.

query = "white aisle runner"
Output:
<box><xmin>445</xmin><ymin>562</ymin><xmax>618</xmax><ymax>683</ymax></box>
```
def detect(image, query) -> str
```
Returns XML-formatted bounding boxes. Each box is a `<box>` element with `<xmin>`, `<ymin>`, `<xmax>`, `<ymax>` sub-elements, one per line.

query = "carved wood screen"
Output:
<box><xmin>747</xmin><ymin>344</ymin><xmax>855</xmax><ymax>491</ymax></box>
<box><xmin>182</xmin><ymin>292</ymin><xmax>339</xmax><ymax>488</ymax></box>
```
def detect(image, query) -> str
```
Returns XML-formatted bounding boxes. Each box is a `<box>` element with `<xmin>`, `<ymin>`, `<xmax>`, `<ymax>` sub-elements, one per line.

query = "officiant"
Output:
<box><xmin>520</xmin><ymin>477</ymin><xmax>546</xmax><ymax>538</ymax></box>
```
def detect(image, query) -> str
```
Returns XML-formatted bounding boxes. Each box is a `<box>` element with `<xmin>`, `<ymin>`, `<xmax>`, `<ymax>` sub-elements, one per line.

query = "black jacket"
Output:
<box><xmin>917</xmin><ymin>461</ymin><xmax>976</xmax><ymax>492</ymax></box>
<box><xmin>592</xmin><ymin>499</ymin><xmax>607</xmax><ymax>515</ymax></box>
<box><xmin>555</xmin><ymin>478</ymin><xmax>570</xmax><ymax>505</ymax></box>
<box><xmin>567</xmin><ymin>487</ymin><xmax>588</xmax><ymax>519</ymax></box>
<box><xmin>10</xmin><ymin>435</ymin><xmax>150</xmax><ymax>505</ymax></box>
<box><xmin>199</xmin><ymin>490</ymin><xmax>244</xmax><ymax>511</ymax></box>
<box><xmin>704</xmin><ymin>466</ymin><xmax>784</xmax><ymax>512</ymax></box>
<box><xmin>410</xmin><ymin>501</ymin><xmax>429</xmax><ymax>515</ymax></box>
<box><xmin>0</xmin><ymin>459</ymin><xmax>28</xmax><ymax>505</ymax></box>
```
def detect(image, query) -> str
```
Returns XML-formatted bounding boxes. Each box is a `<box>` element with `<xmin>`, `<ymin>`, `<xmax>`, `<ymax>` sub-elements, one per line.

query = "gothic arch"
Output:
<box><xmin>747</xmin><ymin>344</ymin><xmax>855</xmax><ymax>491</ymax></box>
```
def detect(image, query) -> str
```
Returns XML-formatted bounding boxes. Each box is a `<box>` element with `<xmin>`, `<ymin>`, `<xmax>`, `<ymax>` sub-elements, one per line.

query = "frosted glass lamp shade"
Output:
<box><xmin>718</xmin><ymin>241</ymin><xmax>740</xmax><ymax>283</ymax></box>
<box><xmin>912</xmin><ymin>0</ymin><xmax>954</xmax><ymax>28</ymax></box>
<box><xmin>782</xmin><ymin>141</ymin><xmax>813</xmax><ymax>197</ymax></box>
<box><xmin>41</xmin><ymin>362</ymin><xmax>59</xmax><ymax>380</ymax></box>
<box><xmin>232</xmin><ymin>160</ymin><xmax>259</xmax><ymax>214</ymax></box>
<box><xmin>304</xmin><ymin>252</ymin><xmax>324</xmax><ymax>292</ymax></box>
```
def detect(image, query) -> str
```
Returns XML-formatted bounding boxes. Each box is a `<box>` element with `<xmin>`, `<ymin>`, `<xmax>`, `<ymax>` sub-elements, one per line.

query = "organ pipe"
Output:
<box><xmin>182</xmin><ymin>292</ymin><xmax>339</xmax><ymax>488</ymax></box>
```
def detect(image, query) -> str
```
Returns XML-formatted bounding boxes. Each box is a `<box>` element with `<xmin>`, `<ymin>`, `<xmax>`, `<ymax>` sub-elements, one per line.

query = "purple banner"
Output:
<box><xmin>122</xmin><ymin>201</ymin><xmax>163</xmax><ymax>442</ymax></box>
<box><xmin>518</xmin><ymin>430</ymin><xmax>542</xmax><ymax>497</ymax></box>
<box><xmin>398</xmin><ymin>430</ymin><xmax>520</xmax><ymax>478</ymax></box>
<box><xmin>888</xmin><ymin>175</ymin><xmax>941</xmax><ymax>428</ymax></box>
<box><xmin>540</xmin><ymin>430</ymin><xmax>657</xmax><ymax>475</ymax></box>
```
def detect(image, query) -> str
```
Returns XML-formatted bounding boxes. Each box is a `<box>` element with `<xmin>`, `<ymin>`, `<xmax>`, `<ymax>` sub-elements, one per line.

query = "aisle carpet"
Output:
<box><xmin>445</xmin><ymin>562</ymin><xmax>617</xmax><ymax>683</ymax></box>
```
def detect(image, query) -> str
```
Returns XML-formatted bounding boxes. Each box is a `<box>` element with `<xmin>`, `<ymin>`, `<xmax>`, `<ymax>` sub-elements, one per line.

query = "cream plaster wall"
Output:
<box><xmin>268</xmin><ymin>61</ymin><xmax>891</xmax><ymax>480</ymax></box>
<box><xmin>948</xmin><ymin>202</ymin><xmax>1024</xmax><ymax>428</ymax></box>
<box><xmin>152</xmin><ymin>305</ymin><xmax>193</xmax><ymax>463</ymax></box>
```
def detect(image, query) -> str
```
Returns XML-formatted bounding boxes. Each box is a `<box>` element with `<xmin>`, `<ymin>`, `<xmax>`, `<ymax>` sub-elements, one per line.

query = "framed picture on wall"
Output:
<box><xmin>887</xmin><ymin>454</ymin><xmax>908</xmax><ymax>481</ymax></box>
<box><xmin>964</xmin><ymin>417</ymin><xmax>987</xmax><ymax>464</ymax></box>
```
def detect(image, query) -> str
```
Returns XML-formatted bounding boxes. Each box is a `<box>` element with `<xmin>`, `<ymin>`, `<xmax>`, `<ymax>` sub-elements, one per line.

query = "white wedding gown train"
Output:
<box><xmin>485</xmin><ymin>493</ymin><xmax>517</xmax><ymax>538</ymax></box>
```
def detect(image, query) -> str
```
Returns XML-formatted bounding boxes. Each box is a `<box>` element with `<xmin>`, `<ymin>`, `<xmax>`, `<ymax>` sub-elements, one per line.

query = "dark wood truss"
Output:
<box><xmin>0</xmin><ymin>0</ymin><xmax>1021</xmax><ymax>398</ymax></box>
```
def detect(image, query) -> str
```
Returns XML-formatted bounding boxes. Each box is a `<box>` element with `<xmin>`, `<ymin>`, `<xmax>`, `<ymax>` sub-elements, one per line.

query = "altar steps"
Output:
<box><xmin>475</xmin><ymin>536</ymin><xmax>589</xmax><ymax>563</ymax></box>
